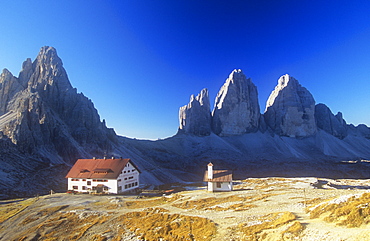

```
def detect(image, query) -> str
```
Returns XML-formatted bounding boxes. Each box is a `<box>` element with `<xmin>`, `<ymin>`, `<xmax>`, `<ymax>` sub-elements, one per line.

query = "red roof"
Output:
<box><xmin>65</xmin><ymin>158</ymin><xmax>140</xmax><ymax>179</ymax></box>
<box><xmin>204</xmin><ymin>170</ymin><xmax>232</xmax><ymax>182</ymax></box>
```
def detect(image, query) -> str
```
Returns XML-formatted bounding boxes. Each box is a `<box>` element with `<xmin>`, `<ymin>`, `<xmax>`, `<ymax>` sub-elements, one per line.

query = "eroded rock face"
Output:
<box><xmin>212</xmin><ymin>69</ymin><xmax>260</xmax><ymax>136</ymax></box>
<box><xmin>264</xmin><ymin>74</ymin><xmax>316</xmax><ymax>137</ymax></box>
<box><xmin>0</xmin><ymin>46</ymin><xmax>117</xmax><ymax>163</ymax></box>
<box><xmin>179</xmin><ymin>88</ymin><xmax>211</xmax><ymax>136</ymax></box>
<box><xmin>0</xmin><ymin>69</ymin><xmax>25</xmax><ymax>115</ymax></box>
<box><xmin>315</xmin><ymin>103</ymin><xmax>347</xmax><ymax>139</ymax></box>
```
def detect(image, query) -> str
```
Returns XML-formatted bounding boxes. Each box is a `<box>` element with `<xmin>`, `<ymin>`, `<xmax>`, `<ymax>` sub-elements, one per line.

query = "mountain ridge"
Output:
<box><xmin>1</xmin><ymin>47</ymin><xmax>370</xmax><ymax>199</ymax></box>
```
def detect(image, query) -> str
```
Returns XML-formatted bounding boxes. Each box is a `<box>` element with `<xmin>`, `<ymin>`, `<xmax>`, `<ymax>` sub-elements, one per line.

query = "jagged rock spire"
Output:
<box><xmin>315</xmin><ymin>103</ymin><xmax>347</xmax><ymax>139</ymax></box>
<box><xmin>264</xmin><ymin>74</ymin><xmax>316</xmax><ymax>137</ymax></box>
<box><xmin>28</xmin><ymin>46</ymin><xmax>72</xmax><ymax>100</ymax></box>
<box><xmin>0</xmin><ymin>46</ymin><xmax>117</xmax><ymax>163</ymax></box>
<box><xmin>179</xmin><ymin>88</ymin><xmax>211</xmax><ymax>136</ymax></box>
<box><xmin>212</xmin><ymin>69</ymin><xmax>260</xmax><ymax>136</ymax></box>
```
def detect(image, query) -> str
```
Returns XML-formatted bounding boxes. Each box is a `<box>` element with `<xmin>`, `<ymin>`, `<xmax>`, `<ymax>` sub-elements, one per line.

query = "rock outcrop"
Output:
<box><xmin>179</xmin><ymin>88</ymin><xmax>212</xmax><ymax>136</ymax></box>
<box><xmin>264</xmin><ymin>74</ymin><xmax>316</xmax><ymax>137</ymax></box>
<box><xmin>315</xmin><ymin>103</ymin><xmax>347</xmax><ymax>139</ymax></box>
<box><xmin>0</xmin><ymin>46</ymin><xmax>117</xmax><ymax>164</ymax></box>
<box><xmin>212</xmin><ymin>69</ymin><xmax>260</xmax><ymax>136</ymax></box>
<box><xmin>0</xmin><ymin>69</ymin><xmax>24</xmax><ymax>115</ymax></box>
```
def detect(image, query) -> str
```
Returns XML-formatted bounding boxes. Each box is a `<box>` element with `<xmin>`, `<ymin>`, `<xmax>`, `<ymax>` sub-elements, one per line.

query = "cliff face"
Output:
<box><xmin>264</xmin><ymin>74</ymin><xmax>317</xmax><ymax>137</ymax></box>
<box><xmin>179</xmin><ymin>69</ymin><xmax>260</xmax><ymax>136</ymax></box>
<box><xmin>212</xmin><ymin>69</ymin><xmax>260</xmax><ymax>136</ymax></box>
<box><xmin>0</xmin><ymin>47</ymin><xmax>117</xmax><ymax>164</ymax></box>
<box><xmin>179</xmin><ymin>88</ymin><xmax>212</xmax><ymax>136</ymax></box>
<box><xmin>315</xmin><ymin>103</ymin><xmax>348</xmax><ymax>139</ymax></box>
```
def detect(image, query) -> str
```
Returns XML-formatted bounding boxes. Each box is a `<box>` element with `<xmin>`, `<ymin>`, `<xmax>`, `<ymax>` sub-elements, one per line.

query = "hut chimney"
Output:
<box><xmin>208</xmin><ymin>163</ymin><xmax>213</xmax><ymax>180</ymax></box>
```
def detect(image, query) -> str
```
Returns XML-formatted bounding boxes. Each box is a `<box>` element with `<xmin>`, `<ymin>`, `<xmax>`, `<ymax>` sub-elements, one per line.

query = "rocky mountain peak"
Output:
<box><xmin>0</xmin><ymin>68</ymin><xmax>24</xmax><ymax>115</ymax></box>
<box><xmin>315</xmin><ymin>103</ymin><xmax>347</xmax><ymax>139</ymax></box>
<box><xmin>265</xmin><ymin>74</ymin><xmax>299</xmax><ymax>111</ymax></box>
<box><xmin>28</xmin><ymin>46</ymin><xmax>72</xmax><ymax>93</ymax></box>
<box><xmin>228</xmin><ymin>69</ymin><xmax>245</xmax><ymax>82</ymax></box>
<box><xmin>0</xmin><ymin>47</ymin><xmax>117</xmax><ymax>164</ymax></box>
<box><xmin>1</xmin><ymin>68</ymin><xmax>13</xmax><ymax>78</ymax></box>
<box><xmin>212</xmin><ymin>69</ymin><xmax>260</xmax><ymax>136</ymax></box>
<box><xmin>264</xmin><ymin>74</ymin><xmax>316</xmax><ymax>137</ymax></box>
<box><xmin>179</xmin><ymin>88</ymin><xmax>211</xmax><ymax>136</ymax></box>
<box><xmin>18</xmin><ymin>58</ymin><xmax>33</xmax><ymax>86</ymax></box>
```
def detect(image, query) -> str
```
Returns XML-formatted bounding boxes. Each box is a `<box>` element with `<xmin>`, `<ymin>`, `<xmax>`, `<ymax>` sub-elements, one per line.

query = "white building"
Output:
<box><xmin>65</xmin><ymin>157</ymin><xmax>140</xmax><ymax>194</ymax></box>
<box><xmin>203</xmin><ymin>162</ymin><xmax>233</xmax><ymax>192</ymax></box>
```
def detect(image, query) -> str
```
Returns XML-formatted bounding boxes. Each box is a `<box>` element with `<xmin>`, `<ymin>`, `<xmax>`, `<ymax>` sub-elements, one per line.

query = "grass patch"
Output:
<box><xmin>0</xmin><ymin>198</ymin><xmax>36</xmax><ymax>223</ymax></box>
<box><xmin>124</xmin><ymin>194</ymin><xmax>183</xmax><ymax>209</ymax></box>
<box><xmin>282</xmin><ymin>220</ymin><xmax>305</xmax><ymax>239</ymax></box>
<box><xmin>310</xmin><ymin>192</ymin><xmax>370</xmax><ymax>227</ymax></box>
<box><xmin>117</xmin><ymin>209</ymin><xmax>217</xmax><ymax>241</ymax></box>
<box><xmin>237</xmin><ymin>178</ymin><xmax>297</xmax><ymax>190</ymax></box>
<box><xmin>173</xmin><ymin>195</ymin><xmax>247</xmax><ymax>210</ymax></box>
<box><xmin>21</xmin><ymin>205</ymin><xmax>69</xmax><ymax>225</ymax></box>
<box><xmin>235</xmin><ymin>211</ymin><xmax>297</xmax><ymax>240</ymax></box>
<box><xmin>173</xmin><ymin>193</ymin><xmax>277</xmax><ymax>211</ymax></box>
<box><xmin>15</xmin><ymin>210</ymin><xmax>110</xmax><ymax>240</ymax></box>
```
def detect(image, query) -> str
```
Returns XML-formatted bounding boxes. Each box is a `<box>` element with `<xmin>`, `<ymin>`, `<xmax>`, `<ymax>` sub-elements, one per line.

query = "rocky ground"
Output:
<box><xmin>1</xmin><ymin>177</ymin><xmax>370</xmax><ymax>241</ymax></box>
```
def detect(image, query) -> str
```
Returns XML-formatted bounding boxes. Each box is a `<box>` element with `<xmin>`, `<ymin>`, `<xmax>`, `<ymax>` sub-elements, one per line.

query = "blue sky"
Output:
<box><xmin>1</xmin><ymin>1</ymin><xmax>370</xmax><ymax>139</ymax></box>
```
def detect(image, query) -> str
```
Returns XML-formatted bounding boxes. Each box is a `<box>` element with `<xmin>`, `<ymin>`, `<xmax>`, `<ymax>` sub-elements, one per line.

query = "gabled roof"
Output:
<box><xmin>204</xmin><ymin>170</ymin><xmax>232</xmax><ymax>182</ymax></box>
<box><xmin>65</xmin><ymin>158</ymin><xmax>140</xmax><ymax>179</ymax></box>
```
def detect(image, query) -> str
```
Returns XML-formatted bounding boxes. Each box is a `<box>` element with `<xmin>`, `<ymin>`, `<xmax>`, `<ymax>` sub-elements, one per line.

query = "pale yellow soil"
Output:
<box><xmin>0</xmin><ymin>177</ymin><xmax>369</xmax><ymax>240</ymax></box>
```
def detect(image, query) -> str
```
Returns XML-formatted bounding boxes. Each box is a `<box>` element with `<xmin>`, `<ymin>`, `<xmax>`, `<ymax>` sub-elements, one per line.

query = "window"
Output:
<box><xmin>125</xmin><ymin>184</ymin><xmax>128</xmax><ymax>189</ymax></box>
<box><xmin>82</xmin><ymin>179</ymin><xmax>86</xmax><ymax>181</ymax></box>
<box><xmin>117</xmin><ymin>179</ymin><xmax>121</xmax><ymax>182</ymax></box>
<box><xmin>87</xmin><ymin>181</ymin><xmax>91</xmax><ymax>185</ymax></box>
<box><xmin>128</xmin><ymin>170</ymin><xmax>130</xmax><ymax>173</ymax></box>
<box><xmin>216</xmin><ymin>182</ymin><xmax>221</xmax><ymax>188</ymax></box>
<box><xmin>82</xmin><ymin>186</ymin><xmax>87</xmax><ymax>190</ymax></box>
<box><xmin>72</xmin><ymin>186</ymin><xmax>78</xmax><ymax>190</ymax></box>
<box><xmin>129</xmin><ymin>176</ymin><xmax>133</xmax><ymax>179</ymax></box>
<box><xmin>124</xmin><ymin>178</ymin><xmax>127</xmax><ymax>180</ymax></box>
<box><xmin>118</xmin><ymin>186</ymin><xmax>122</xmax><ymax>191</ymax></box>
<box><xmin>135</xmin><ymin>182</ymin><xmax>138</xmax><ymax>186</ymax></box>
<box><xmin>71</xmin><ymin>179</ymin><xmax>79</xmax><ymax>181</ymax></box>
